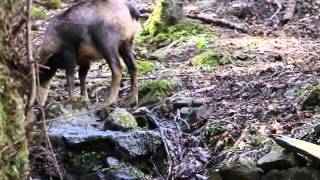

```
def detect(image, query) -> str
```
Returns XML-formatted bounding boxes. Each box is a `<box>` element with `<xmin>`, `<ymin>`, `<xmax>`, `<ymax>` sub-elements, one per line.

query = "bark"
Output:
<box><xmin>0</xmin><ymin>0</ymin><xmax>29</xmax><ymax>179</ymax></box>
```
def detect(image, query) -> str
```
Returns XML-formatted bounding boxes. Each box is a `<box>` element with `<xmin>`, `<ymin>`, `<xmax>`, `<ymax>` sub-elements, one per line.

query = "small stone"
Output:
<box><xmin>105</xmin><ymin>108</ymin><xmax>138</xmax><ymax>131</ymax></box>
<box><xmin>257</xmin><ymin>149</ymin><xmax>302</xmax><ymax>172</ymax></box>
<box><xmin>106</xmin><ymin>156</ymin><xmax>120</xmax><ymax>167</ymax></box>
<box><xmin>219</xmin><ymin>165</ymin><xmax>263</xmax><ymax>180</ymax></box>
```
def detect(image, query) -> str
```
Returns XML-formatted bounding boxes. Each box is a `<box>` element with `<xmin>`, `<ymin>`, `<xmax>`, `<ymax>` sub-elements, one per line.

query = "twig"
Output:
<box><xmin>36</xmin><ymin>56</ymin><xmax>64</xmax><ymax>179</ymax></box>
<box><xmin>144</xmin><ymin>110</ymin><xmax>175</xmax><ymax>179</ymax></box>
<box><xmin>26</xmin><ymin>0</ymin><xmax>37</xmax><ymax>141</ymax></box>
<box><xmin>267</xmin><ymin>0</ymin><xmax>282</xmax><ymax>23</ymax></box>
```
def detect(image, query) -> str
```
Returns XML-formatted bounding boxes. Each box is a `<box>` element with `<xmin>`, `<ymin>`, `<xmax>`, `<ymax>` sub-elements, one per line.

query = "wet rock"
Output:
<box><xmin>314</xmin><ymin>123</ymin><xmax>320</xmax><ymax>133</ymax></box>
<box><xmin>106</xmin><ymin>156</ymin><xmax>120</xmax><ymax>167</ymax></box>
<box><xmin>104</xmin><ymin>108</ymin><xmax>138</xmax><ymax>131</ymax></box>
<box><xmin>257</xmin><ymin>149</ymin><xmax>302</xmax><ymax>172</ymax></box>
<box><xmin>179</xmin><ymin>105</ymin><xmax>214</xmax><ymax>132</ymax></box>
<box><xmin>261</xmin><ymin>167</ymin><xmax>320</xmax><ymax>180</ymax></box>
<box><xmin>172</xmin><ymin>97</ymin><xmax>211</xmax><ymax>108</ymax></box>
<box><xmin>208</xmin><ymin>171</ymin><xmax>223</xmax><ymax>180</ymax></box>
<box><xmin>48</xmin><ymin>112</ymin><xmax>163</xmax><ymax>159</ymax></box>
<box><xmin>228</xmin><ymin>2</ymin><xmax>253</xmax><ymax>19</ymax></box>
<box><xmin>105</xmin><ymin>165</ymin><xmax>142</xmax><ymax>180</ymax></box>
<box><xmin>219</xmin><ymin>165</ymin><xmax>263</xmax><ymax>180</ymax></box>
<box><xmin>79</xmin><ymin>165</ymin><xmax>142</xmax><ymax>180</ymax></box>
<box><xmin>301</xmin><ymin>86</ymin><xmax>320</xmax><ymax>110</ymax></box>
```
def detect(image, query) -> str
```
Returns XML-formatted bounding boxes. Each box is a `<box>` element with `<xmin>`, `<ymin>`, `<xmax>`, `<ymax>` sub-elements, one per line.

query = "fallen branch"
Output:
<box><xmin>267</xmin><ymin>0</ymin><xmax>282</xmax><ymax>23</ymax></box>
<box><xmin>283</xmin><ymin>0</ymin><xmax>297</xmax><ymax>24</ymax></box>
<box><xmin>186</xmin><ymin>13</ymin><xmax>249</xmax><ymax>33</ymax></box>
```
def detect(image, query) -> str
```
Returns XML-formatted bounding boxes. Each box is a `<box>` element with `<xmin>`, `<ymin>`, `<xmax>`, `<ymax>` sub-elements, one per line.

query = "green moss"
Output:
<box><xmin>45</xmin><ymin>0</ymin><xmax>62</xmax><ymax>9</ymax></box>
<box><xmin>106</xmin><ymin>108</ymin><xmax>139</xmax><ymax>131</ymax></box>
<box><xmin>31</xmin><ymin>7</ymin><xmax>48</xmax><ymax>20</ymax></box>
<box><xmin>0</xmin><ymin>65</ymin><xmax>28</xmax><ymax>180</ymax></box>
<box><xmin>139</xmin><ymin>79</ymin><xmax>177</xmax><ymax>106</ymax></box>
<box><xmin>67</xmin><ymin>150</ymin><xmax>106</xmax><ymax>171</ymax></box>
<box><xmin>192</xmin><ymin>50</ymin><xmax>230</xmax><ymax>71</ymax></box>
<box><xmin>137</xmin><ymin>60</ymin><xmax>156</xmax><ymax>75</ymax></box>
<box><xmin>144</xmin><ymin>0</ymin><xmax>172</xmax><ymax>35</ymax></box>
<box><xmin>202</xmin><ymin>124</ymin><xmax>226</xmax><ymax>147</ymax></box>
<box><xmin>136</xmin><ymin>21</ymin><xmax>215</xmax><ymax>51</ymax></box>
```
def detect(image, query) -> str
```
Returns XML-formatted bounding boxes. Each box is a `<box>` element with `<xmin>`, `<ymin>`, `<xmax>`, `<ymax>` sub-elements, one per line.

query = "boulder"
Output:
<box><xmin>257</xmin><ymin>149</ymin><xmax>302</xmax><ymax>172</ymax></box>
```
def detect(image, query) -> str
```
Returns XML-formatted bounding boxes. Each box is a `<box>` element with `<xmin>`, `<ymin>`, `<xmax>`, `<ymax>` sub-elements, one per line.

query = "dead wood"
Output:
<box><xmin>186</xmin><ymin>13</ymin><xmax>249</xmax><ymax>33</ymax></box>
<box><xmin>283</xmin><ymin>0</ymin><xmax>297</xmax><ymax>24</ymax></box>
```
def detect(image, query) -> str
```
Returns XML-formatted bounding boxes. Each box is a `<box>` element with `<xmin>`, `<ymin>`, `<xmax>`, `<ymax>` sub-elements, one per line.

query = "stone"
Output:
<box><xmin>257</xmin><ymin>149</ymin><xmax>302</xmax><ymax>172</ymax></box>
<box><xmin>105</xmin><ymin>108</ymin><xmax>139</xmax><ymax>131</ymax></box>
<box><xmin>301</xmin><ymin>86</ymin><xmax>320</xmax><ymax>110</ymax></box>
<box><xmin>208</xmin><ymin>171</ymin><xmax>223</xmax><ymax>180</ymax></box>
<box><xmin>314</xmin><ymin>123</ymin><xmax>320</xmax><ymax>133</ymax></box>
<box><xmin>48</xmin><ymin>112</ymin><xmax>163</xmax><ymax>159</ymax></box>
<box><xmin>261</xmin><ymin>167</ymin><xmax>320</xmax><ymax>180</ymax></box>
<box><xmin>219</xmin><ymin>165</ymin><xmax>263</xmax><ymax>180</ymax></box>
<box><xmin>172</xmin><ymin>97</ymin><xmax>211</xmax><ymax>108</ymax></box>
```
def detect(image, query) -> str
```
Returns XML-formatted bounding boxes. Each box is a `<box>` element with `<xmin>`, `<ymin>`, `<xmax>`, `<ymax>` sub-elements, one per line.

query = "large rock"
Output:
<box><xmin>48</xmin><ymin>112</ymin><xmax>163</xmax><ymax>159</ymax></box>
<box><xmin>261</xmin><ymin>167</ymin><xmax>320</xmax><ymax>180</ymax></box>
<box><xmin>257</xmin><ymin>149</ymin><xmax>303</xmax><ymax>172</ymax></box>
<box><xmin>219</xmin><ymin>165</ymin><xmax>263</xmax><ymax>180</ymax></box>
<box><xmin>104</xmin><ymin>108</ymin><xmax>139</xmax><ymax>131</ymax></box>
<box><xmin>272</xmin><ymin>135</ymin><xmax>320</xmax><ymax>161</ymax></box>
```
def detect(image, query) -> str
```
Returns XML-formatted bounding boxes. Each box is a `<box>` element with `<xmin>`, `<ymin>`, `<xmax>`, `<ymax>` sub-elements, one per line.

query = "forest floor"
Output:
<box><xmin>30</xmin><ymin>0</ymin><xmax>320</xmax><ymax>179</ymax></box>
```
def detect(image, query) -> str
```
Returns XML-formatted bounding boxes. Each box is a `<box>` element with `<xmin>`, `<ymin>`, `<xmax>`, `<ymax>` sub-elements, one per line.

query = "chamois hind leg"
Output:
<box><xmin>119</xmin><ymin>41</ymin><xmax>138</xmax><ymax>106</ymax></box>
<box><xmin>91</xmin><ymin>29</ymin><xmax>122</xmax><ymax>107</ymax></box>
<box><xmin>63</xmin><ymin>48</ymin><xmax>77</xmax><ymax>100</ymax></box>
<box><xmin>79</xmin><ymin>63</ymin><xmax>90</xmax><ymax>101</ymax></box>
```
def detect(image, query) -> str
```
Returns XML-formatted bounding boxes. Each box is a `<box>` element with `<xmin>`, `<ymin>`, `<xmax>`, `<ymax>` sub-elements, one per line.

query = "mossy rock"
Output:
<box><xmin>301</xmin><ymin>86</ymin><xmax>320</xmax><ymax>110</ymax></box>
<box><xmin>202</xmin><ymin>124</ymin><xmax>226</xmax><ymax>147</ymax></box>
<box><xmin>139</xmin><ymin>79</ymin><xmax>177</xmax><ymax>106</ymax></box>
<box><xmin>31</xmin><ymin>7</ymin><xmax>48</xmax><ymax>20</ymax></box>
<box><xmin>105</xmin><ymin>108</ymin><xmax>139</xmax><ymax>131</ymax></box>
<box><xmin>192</xmin><ymin>50</ymin><xmax>230</xmax><ymax>71</ymax></box>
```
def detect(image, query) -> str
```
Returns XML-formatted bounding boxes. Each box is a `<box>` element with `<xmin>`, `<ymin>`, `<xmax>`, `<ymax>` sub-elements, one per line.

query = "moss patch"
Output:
<box><xmin>192</xmin><ymin>50</ymin><xmax>230</xmax><ymax>71</ymax></box>
<box><xmin>202</xmin><ymin>124</ymin><xmax>226</xmax><ymax>147</ymax></box>
<box><xmin>0</xmin><ymin>65</ymin><xmax>28</xmax><ymax>180</ymax></box>
<box><xmin>139</xmin><ymin>79</ymin><xmax>177</xmax><ymax>106</ymax></box>
<box><xmin>44</xmin><ymin>0</ymin><xmax>62</xmax><ymax>9</ymax></box>
<box><xmin>137</xmin><ymin>60</ymin><xmax>156</xmax><ymax>75</ymax></box>
<box><xmin>136</xmin><ymin>21</ymin><xmax>215</xmax><ymax>51</ymax></box>
<box><xmin>31</xmin><ymin>7</ymin><xmax>48</xmax><ymax>20</ymax></box>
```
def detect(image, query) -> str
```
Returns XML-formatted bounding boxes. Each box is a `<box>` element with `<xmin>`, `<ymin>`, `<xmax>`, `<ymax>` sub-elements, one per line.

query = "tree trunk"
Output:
<box><xmin>0</xmin><ymin>0</ymin><xmax>29</xmax><ymax>179</ymax></box>
<box><xmin>145</xmin><ymin>0</ymin><xmax>185</xmax><ymax>35</ymax></box>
